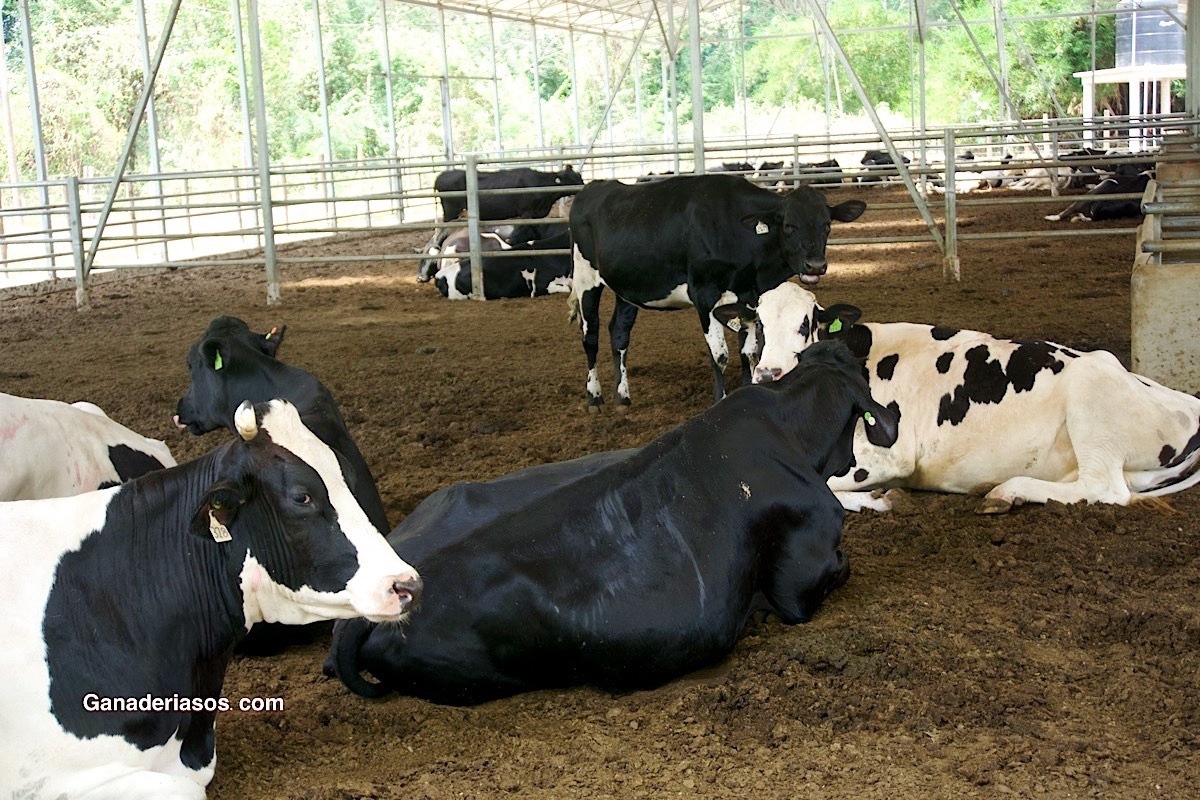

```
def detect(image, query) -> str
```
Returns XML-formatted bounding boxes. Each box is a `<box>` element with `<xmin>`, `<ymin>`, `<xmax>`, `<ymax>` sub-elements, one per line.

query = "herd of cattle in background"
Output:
<box><xmin>2</xmin><ymin>136</ymin><xmax>1196</xmax><ymax>797</ymax></box>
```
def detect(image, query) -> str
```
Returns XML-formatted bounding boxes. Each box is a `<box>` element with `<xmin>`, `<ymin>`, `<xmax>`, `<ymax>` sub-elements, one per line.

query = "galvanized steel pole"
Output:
<box><xmin>688</xmin><ymin>0</ymin><xmax>704</xmax><ymax>174</ymax></box>
<box><xmin>246</xmin><ymin>0</ymin><xmax>280</xmax><ymax>304</ymax></box>
<box><xmin>465</xmin><ymin>155</ymin><xmax>485</xmax><ymax>300</ymax></box>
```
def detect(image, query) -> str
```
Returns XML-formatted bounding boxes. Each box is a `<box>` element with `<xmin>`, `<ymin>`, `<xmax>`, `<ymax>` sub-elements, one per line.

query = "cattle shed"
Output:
<box><xmin>5</xmin><ymin>3</ymin><xmax>1200</xmax><ymax>799</ymax></box>
<box><xmin>0</xmin><ymin>0</ymin><xmax>1196</xmax><ymax>304</ymax></box>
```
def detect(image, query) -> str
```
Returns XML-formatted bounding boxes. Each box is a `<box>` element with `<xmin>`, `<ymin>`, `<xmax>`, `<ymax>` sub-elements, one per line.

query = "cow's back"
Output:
<box><xmin>0</xmin><ymin>393</ymin><xmax>174</xmax><ymax>501</ymax></box>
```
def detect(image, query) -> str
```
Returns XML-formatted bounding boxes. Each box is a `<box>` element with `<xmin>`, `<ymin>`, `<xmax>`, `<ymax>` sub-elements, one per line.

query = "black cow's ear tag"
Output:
<box><xmin>863</xmin><ymin>411</ymin><xmax>876</xmax><ymax>427</ymax></box>
<box><xmin>726</xmin><ymin>317</ymin><xmax>743</xmax><ymax>332</ymax></box>
<box><xmin>755</xmin><ymin>221</ymin><xmax>769</xmax><ymax>235</ymax></box>
<box><xmin>213</xmin><ymin>351</ymin><xmax>224</xmax><ymax>371</ymax></box>
<box><xmin>828</xmin><ymin>319</ymin><xmax>843</xmax><ymax>334</ymax></box>
<box><xmin>209</xmin><ymin>499</ymin><xmax>232</xmax><ymax>542</ymax></box>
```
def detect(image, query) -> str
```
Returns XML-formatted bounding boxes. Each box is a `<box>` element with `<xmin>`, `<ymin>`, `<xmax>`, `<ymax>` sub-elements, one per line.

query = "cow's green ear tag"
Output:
<box><xmin>863</xmin><ymin>411</ymin><xmax>876</xmax><ymax>426</ymax></box>
<box><xmin>213</xmin><ymin>351</ymin><xmax>224</xmax><ymax>371</ymax></box>
<box><xmin>829</xmin><ymin>319</ymin><xmax>843</xmax><ymax>334</ymax></box>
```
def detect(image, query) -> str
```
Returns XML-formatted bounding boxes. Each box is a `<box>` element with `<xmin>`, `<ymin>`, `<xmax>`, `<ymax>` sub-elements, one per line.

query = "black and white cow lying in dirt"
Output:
<box><xmin>329</xmin><ymin>341</ymin><xmax>898</xmax><ymax>705</ymax></box>
<box><xmin>0</xmin><ymin>400</ymin><xmax>421</xmax><ymax>800</ymax></box>
<box><xmin>1</xmin><ymin>392</ymin><xmax>175</xmax><ymax>501</ymax></box>
<box><xmin>1044</xmin><ymin>170</ymin><xmax>1153</xmax><ymax>222</ymax></box>
<box><xmin>715</xmin><ymin>281</ymin><xmax>1200</xmax><ymax>514</ymax></box>
<box><xmin>434</xmin><ymin>228</ymin><xmax>573</xmax><ymax>300</ymax></box>
<box><xmin>415</xmin><ymin>224</ymin><xmax>514</xmax><ymax>282</ymax></box>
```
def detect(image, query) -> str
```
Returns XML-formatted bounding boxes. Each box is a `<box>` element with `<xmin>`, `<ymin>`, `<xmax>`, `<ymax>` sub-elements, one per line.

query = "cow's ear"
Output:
<box><xmin>860</xmin><ymin>399</ymin><xmax>900</xmax><ymax>449</ymax></box>
<box><xmin>829</xmin><ymin>199</ymin><xmax>866</xmax><ymax>222</ymax></box>
<box><xmin>713</xmin><ymin>302</ymin><xmax>756</xmax><ymax>333</ymax></box>
<box><xmin>817</xmin><ymin>303</ymin><xmax>861</xmax><ymax>334</ymax></box>
<box><xmin>739</xmin><ymin>214</ymin><xmax>774</xmax><ymax>234</ymax></box>
<box><xmin>190</xmin><ymin>481</ymin><xmax>248</xmax><ymax>542</ymax></box>
<box><xmin>201</xmin><ymin>340</ymin><xmax>225</xmax><ymax>371</ymax></box>
<box><xmin>259</xmin><ymin>325</ymin><xmax>286</xmax><ymax>359</ymax></box>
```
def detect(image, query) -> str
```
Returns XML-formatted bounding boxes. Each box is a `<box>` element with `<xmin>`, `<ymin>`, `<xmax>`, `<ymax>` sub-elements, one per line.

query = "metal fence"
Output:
<box><xmin>2</xmin><ymin>112</ymin><xmax>1196</xmax><ymax>308</ymax></box>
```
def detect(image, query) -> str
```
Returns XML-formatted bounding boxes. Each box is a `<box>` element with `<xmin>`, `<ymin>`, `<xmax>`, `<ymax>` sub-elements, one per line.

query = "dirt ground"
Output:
<box><xmin>3</xmin><ymin>185</ymin><xmax>1198</xmax><ymax>799</ymax></box>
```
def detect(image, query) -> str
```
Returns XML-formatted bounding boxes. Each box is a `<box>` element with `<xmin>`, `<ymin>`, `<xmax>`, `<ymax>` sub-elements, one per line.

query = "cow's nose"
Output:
<box><xmin>755</xmin><ymin>367</ymin><xmax>782</xmax><ymax>383</ymax></box>
<box><xmin>391</xmin><ymin>575</ymin><xmax>423</xmax><ymax>614</ymax></box>
<box><xmin>804</xmin><ymin>258</ymin><xmax>828</xmax><ymax>274</ymax></box>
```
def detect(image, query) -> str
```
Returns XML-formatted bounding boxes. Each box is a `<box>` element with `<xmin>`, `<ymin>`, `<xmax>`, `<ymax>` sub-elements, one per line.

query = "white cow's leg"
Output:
<box><xmin>835</xmin><ymin>490</ymin><xmax>893</xmax><ymax>513</ymax></box>
<box><xmin>980</xmin><ymin>457</ymin><xmax>1130</xmax><ymax>514</ymax></box>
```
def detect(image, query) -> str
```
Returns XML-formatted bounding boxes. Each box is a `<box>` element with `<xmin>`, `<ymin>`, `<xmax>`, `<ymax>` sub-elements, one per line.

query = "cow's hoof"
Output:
<box><xmin>587</xmin><ymin>400</ymin><xmax>603</xmax><ymax>414</ymax></box>
<box><xmin>882</xmin><ymin>488</ymin><xmax>920</xmax><ymax>516</ymax></box>
<box><xmin>615</xmin><ymin>403</ymin><xmax>630</xmax><ymax>415</ymax></box>
<box><xmin>977</xmin><ymin>496</ymin><xmax>1013</xmax><ymax>515</ymax></box>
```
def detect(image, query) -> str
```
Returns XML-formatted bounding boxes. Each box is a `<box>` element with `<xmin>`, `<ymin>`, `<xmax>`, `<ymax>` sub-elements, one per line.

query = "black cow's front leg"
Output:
<box><xmin>578</xmin><ymin>283</ymin><xmax>605</xmax><ymax>407</ymax></box>
<box><xmin>608</xmin><ymin>298</ymin><xmax>639</xmax><ymax>406</ymax></box>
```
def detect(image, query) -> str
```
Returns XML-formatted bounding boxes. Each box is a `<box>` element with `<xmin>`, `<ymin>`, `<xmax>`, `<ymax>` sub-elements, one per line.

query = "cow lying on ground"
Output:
<box><xmin>1045</xmin><ymin>170</ymin><xmax>1153</xmax><ymax>222</ymax></box>
<box><xmin>422</xmin><ymin>165</ymin><xmax>582</xmax><ymax>280</ymax></box>
<box><xmin>0</xmin><ymin>399</ymin><xmax>421</xmax><ymax>799</ymax></box>
<box><xmin>1</xmin><ymin>392</ymin><xmax>175</xmax><ymax>501</ymax></box>
<box><xmin>329</xmin><ymin>340</ymin><xmax>898</xmax><ymax>705</ymax></box>
<box><xmin>174</xmin><ymin>316</ymin><xmax>391</xmax><ymax>654</ymax></box>
<box><xmin>715</xmin><ymin>282</ymin><xmax>1200</xmax><ymax>514</ymax></box>
<box><xmin>568</xmin><ymin>173</ymin><xmax>865</xmax><ymax>407</ymax></box>
<box><xmin>415</xmin><ymin>224</ymin><xmax>514</xmax><ymax>282</ymax></box>
<box><xmin>858</xmin><ymin>149</ymin><xmax>910</xmax><ymax>183</ymax></box>
<box><xmin>434</xmin><ymin>228</ymin><xmax>573</xmax><ymax>300</ymax></box>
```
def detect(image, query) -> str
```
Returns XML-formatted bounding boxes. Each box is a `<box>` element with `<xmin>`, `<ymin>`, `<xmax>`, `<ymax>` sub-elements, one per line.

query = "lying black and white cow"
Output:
<box><xmin>329</xmin><ymin>340</ymin><xmax>898</xmax><ymax>705</ymax></box>
<box><xmin>434</xmin><ymin>228</ymin><xmax>573</xmax><ymax>300</ymax></box>
<box><xmin>858</xmin><ymin>149</ymin><xmax>910</xmax><ymax>183</ymax></box>
<box><xmin>715</xmin><ymin>282</ymin><xmax>1200</xmax><ymax>513</ymax></box>
<box><xmin>1044</xmin><ymin>170</ymin><xmax>1153</xmax><ymax>222</ymax></box>
<box><xmin>0</xmin><ymin>399</ymin><xmax>421</xmax><ymax>799</ymax></box>
<box><xmin>174</xmin><ymin>317</ymin><xmax>393</xmax><ymax>654</ymax></box>
<box><xmin>174</xmin><ymin>316</ymin><xmax>389</xmax><ymax>535</ymax></box>
<box><xmin>568</xmin><ymin>174</ymin><xmax>865</xmax><ymax>407</ymax></box>
<box><xmin>415</xmin><ymin>224</ymin><xmax>514</xmax><ymax>282</ymax></box>
<box><xmin>1</xmin><ymin>392</ymin><xmax>175</xmax><ymax>501</ymax></box>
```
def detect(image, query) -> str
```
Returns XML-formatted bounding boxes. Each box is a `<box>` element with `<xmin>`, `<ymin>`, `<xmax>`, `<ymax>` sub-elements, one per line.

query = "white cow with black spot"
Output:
<box><xmin>715</xmin><ymin>281</ymin><xmax>1200</xmax><ymax>513</ymax></box>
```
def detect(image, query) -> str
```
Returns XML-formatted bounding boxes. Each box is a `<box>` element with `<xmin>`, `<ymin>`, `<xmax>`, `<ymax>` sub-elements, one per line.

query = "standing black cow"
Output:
<box><xmin>420</xmin><ymin>165</ymin><xmax>582</xmax><ymax>281</ymax></box>
<box><xmin>568</xmin><ymin>174</ymin><xmax>865</xmax><ymax>407</ymax></box>
<box><xmin>330</xmin><ymin>340</ymin><xmax>899</xmax><ymax>705</ymax></box>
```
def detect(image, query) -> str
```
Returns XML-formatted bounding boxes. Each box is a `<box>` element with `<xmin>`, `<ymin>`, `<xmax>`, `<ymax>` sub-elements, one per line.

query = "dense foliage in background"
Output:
<box><xmin>0</xmin><ymin>0</ymin><xmax>1128</xmax><ymax>179</ymax></box>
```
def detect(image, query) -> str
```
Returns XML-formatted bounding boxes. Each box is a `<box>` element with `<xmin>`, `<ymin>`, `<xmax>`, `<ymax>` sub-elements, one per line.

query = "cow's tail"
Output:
<box><xmin>1133</xmin><ymin>434</ymin><xmax>1200</xmax><ymax>500</ymax></box>
<box><xmin>329</xmin><ymin>617</ymin><xmax>393</xmax><ymax>699</ymax></box>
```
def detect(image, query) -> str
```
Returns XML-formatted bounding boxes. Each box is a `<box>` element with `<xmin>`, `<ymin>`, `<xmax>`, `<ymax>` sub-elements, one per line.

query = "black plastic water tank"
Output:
<box><xmin>1116</xmin><ymin>0</ymin><xmax>1186</xmax><ymax>67</ymax></box>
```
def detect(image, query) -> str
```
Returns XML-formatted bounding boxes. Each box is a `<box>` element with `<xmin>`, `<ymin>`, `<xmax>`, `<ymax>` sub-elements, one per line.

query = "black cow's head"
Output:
<box><xmin>196</xmin><ymin>400</ymin><xmax>421</xmax><ymax>624</ymax></box>
<box><xmin>175</xmin><ymin>316</ymin><xmax>287</xmax><ymax>435</ymax></box>
<box><xmin>743</xmin><ymin>186</ymin><xmax>865</xmax><ymax>284</ymax></box>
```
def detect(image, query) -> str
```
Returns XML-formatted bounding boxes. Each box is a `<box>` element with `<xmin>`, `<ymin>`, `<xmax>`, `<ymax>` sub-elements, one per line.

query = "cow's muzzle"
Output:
<box><xmin>754</xmin><ymin>366</ymin><xmax>783</xmax><ymax>384</ymax></box>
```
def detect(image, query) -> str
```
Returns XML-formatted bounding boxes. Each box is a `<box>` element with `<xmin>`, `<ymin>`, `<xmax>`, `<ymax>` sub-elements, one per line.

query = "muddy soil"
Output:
<box><xmin>2</xmin><ymin>186</ymin><xmax>1197</xmax><ymax>799</ymax></box>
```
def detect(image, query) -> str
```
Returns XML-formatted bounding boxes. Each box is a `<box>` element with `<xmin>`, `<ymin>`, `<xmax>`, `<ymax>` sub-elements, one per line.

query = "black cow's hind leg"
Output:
<box><xmin>609</xmin><ymin>298</ymin><xmax>639</xmax><ymax>406</ymax></box>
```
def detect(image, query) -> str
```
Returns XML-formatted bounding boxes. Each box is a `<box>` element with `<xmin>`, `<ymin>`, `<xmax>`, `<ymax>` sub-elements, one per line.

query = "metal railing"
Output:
<box><xmin>1</xmin><ymin>112</ymin><xmax>1196</xmax><ymax>306</ymax></box>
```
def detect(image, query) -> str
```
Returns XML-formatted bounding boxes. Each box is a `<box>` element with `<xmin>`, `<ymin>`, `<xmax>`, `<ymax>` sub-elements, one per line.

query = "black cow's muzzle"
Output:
<box><xmin>796</xmin><ymin>258</ymin><xmax>827</xmax><ymax>285</ymax></box>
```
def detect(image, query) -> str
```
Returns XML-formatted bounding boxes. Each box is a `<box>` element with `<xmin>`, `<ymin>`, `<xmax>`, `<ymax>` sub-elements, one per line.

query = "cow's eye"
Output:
<box><xmin>292</xmin><ymin>492</ymin><xmax>313</xmax><ymax>506</ymax></box>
